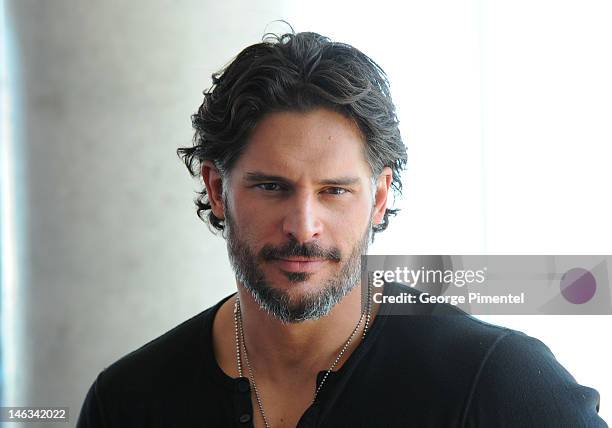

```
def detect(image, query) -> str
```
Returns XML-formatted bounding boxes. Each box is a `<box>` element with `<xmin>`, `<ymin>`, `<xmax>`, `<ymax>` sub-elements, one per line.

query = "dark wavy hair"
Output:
<box><xmin>177</xmin><ymin>31</ymin><xmax>407</xmax><ymax>237</ymax></box>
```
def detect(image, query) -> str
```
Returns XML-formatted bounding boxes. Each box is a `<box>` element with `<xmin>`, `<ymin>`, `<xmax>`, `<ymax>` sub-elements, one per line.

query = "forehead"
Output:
<box><xmin>232</xmin><ymin>108</ymin><xmax>371</xmax><ymax>180</ymax></box>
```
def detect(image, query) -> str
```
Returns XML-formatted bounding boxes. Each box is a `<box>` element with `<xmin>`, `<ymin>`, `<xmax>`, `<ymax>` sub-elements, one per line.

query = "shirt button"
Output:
<box><xmin>237</xmin><ymin>379</ymin><xmax>250</xmax><ymax>393</ymax></box>
<box><xmin>239</xmin><ymin>413</ymin><xmax>251</xmax><ymax>423</ymax></box>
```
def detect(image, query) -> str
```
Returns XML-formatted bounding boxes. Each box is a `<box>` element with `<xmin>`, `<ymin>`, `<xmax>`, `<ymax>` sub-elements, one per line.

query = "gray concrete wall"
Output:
<box><xmin>7</xmin><ymin>0</ymin><xmax>288</xmax><ymax>420</ymax></box>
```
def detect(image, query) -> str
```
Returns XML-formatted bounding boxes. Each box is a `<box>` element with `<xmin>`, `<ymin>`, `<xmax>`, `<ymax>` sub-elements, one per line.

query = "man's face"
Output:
<box><xmin>221</xmin><ymin>108</ymin><xmax>380</xmax><ymax>322</ymax></box>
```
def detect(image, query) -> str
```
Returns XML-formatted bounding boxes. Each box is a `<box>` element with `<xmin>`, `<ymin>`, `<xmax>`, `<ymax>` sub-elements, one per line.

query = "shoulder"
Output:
<box><xmin>97</xmin><ymin>307</ymin><xmax>212</xmax><ymax>392</ymax></box>
<box><xmin>376</xmin><ymin>283</ymin><xmax>606</xmax><ymax>426</ymax></box>
<box><xmin>463</xmin><ymin>330</ymin><xmax>606</xmax><ymax>426</ymax></box>
<box><xmin>77</xmin><ymin>298</ymin><xmax>228</xmax><ymax>427</ymax></box>
<box><xmin>377</xmin><ymin>282</ymin><xmax>518</xmax><ymax>364</ymax></box>
<box><xmin>372</xmin><ymin>283</ymin><xmax>519</xmax><ymax>396</ymax></box>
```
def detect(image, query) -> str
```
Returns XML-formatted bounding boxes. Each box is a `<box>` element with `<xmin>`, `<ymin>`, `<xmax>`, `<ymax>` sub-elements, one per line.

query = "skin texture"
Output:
<box><xmin>203</xmin><ymin>108</ymin><xmax>392</xmax><ymax>427</ymax></box>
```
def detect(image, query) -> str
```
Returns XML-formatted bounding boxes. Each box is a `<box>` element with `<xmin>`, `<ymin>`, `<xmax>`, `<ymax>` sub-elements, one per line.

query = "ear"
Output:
<box><xmin>372</xmin><ymin>166</ymin><xmax>393</xmax><ymax>225</ymax></box>
<box><xmin>201</xmin><ymin>160</ymin><xmax>225</xmax><ymax>220</ymax></box>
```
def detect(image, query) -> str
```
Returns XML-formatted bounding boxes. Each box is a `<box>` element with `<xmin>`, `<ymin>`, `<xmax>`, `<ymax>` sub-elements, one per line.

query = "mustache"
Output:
<box><xmin>260</xmin><ymin>238</ymin><xmax>342</xmax><ymax>262</ymax></box>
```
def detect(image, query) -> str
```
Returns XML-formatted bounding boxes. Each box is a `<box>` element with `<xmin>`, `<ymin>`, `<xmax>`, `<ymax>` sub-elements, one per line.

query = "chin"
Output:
<box><xmin>267</xmin><ymin>272</ymin><xmax>327</xmax><ymax>296</ymax></box>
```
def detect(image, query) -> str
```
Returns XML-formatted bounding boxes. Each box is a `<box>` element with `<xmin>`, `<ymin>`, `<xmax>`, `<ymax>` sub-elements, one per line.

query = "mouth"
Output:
<box><xmin>272</xmin><ymin>257</ymin><xmax>327</xmax><ymax>273</ymax></box>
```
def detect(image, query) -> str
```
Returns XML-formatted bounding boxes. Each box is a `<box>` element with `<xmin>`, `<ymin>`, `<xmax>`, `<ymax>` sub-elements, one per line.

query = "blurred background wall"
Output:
<box><xmin>2</xmin><ymin>0</ymin><xmax>611</xmax><ymax>424</ymax></box>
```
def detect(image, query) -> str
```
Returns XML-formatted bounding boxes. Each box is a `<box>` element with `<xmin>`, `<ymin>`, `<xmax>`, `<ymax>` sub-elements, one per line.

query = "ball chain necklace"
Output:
<box><xmin>233</xmin><ymin>283</ymin><xmax>373</xmax><ymax>428</ymax></box>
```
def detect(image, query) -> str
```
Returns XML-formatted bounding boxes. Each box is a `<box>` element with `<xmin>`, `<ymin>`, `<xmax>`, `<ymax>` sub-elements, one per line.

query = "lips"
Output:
<box><xmin>272</xmin><ymin>257</ymin><xmax>326</xmax><ymax>273</ymax></box>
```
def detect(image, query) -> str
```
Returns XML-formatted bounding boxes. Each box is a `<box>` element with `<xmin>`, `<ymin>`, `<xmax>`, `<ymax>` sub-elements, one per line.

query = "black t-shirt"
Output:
<box><xmin>77</xmin><ymin>282</ymin><xmax>607</xmax><ymax>427</ymax></box>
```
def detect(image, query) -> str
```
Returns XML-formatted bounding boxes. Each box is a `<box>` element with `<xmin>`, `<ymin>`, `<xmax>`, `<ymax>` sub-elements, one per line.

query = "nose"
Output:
<box><xmin>282</xmin><ymin>191</ymin><xmax>323</xmax><ymax>244</ymax></box>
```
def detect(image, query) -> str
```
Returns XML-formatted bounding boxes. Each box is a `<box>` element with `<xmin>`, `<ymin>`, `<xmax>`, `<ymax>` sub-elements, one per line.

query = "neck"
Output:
<box><xmin>234</xmin><ymin>283</ymin><xmax>376</xmax><ymax>383</ymax></box>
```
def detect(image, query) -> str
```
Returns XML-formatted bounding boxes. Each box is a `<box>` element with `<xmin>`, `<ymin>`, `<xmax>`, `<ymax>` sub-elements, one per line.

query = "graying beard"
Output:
<box><xmin>226</xmin><ymin>217</ymin><xmax>371</xmax><ymax>324</ymax></box>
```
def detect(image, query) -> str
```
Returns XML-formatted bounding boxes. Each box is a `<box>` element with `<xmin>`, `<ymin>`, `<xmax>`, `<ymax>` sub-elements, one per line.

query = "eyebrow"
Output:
<box><xmin>243</xmin><ymin>171</ymin><xmax>361</xmax><ymax>186</ymax></box>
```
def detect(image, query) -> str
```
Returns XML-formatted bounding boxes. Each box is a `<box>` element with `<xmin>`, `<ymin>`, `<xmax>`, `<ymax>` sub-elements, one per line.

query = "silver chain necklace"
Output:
<box><xmin>233</xmin><ymin>284</ymin><xmax>372</xmax><ymax>428</ymax></box>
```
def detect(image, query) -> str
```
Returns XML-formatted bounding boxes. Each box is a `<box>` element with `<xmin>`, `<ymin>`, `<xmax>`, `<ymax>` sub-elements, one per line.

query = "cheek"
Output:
<box><xmin>330</xmin><ymin>198</ymin><xmax>373</xmax><ymax>242</ymax></box>
<box><xmin>351</xmin><ymin>193</ymin><xmax>376</xmax><ymax>223</ymax></box>
<box><xmin>228</xmin><ymin>192</ymin><xmax>277</xmax><ymax>242</ymax></box>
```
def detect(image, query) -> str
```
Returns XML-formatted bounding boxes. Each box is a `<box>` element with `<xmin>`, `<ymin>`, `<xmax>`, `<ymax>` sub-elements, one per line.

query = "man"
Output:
<box><xmin>77</xmin><ymin>31</ymin><xmax>607</xmax><ymax>427</ymax></box>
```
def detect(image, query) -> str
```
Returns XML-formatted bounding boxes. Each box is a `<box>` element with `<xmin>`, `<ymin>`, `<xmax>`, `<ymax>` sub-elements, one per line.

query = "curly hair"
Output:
<box><xmin>177</xmin><ymin>31</ymin><xmax>407</xmax><ymax>236</ymax></box>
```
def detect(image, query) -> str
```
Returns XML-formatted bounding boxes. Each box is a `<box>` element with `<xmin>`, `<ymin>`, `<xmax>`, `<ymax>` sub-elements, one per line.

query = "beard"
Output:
<box><xmin>224</xmin><ymin>203</ymin><xmax>373</xmax><ymax>323</ymax></box>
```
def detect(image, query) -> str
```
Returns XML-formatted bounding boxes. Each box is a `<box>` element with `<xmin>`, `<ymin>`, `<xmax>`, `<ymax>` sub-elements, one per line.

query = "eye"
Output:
<box><xmin>323</xmin><ymin>187</ymin><xmax>348</xmax><ymax>195</ymax></box>
<box><xmin>256</xmin><ymin>183</ymin><xmax>283</xmax><ymax>192</ymax></box>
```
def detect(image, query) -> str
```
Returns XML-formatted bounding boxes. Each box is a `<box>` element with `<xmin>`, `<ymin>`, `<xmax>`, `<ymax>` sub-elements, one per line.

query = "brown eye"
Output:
<box><xmin>257</xmin><ymin>183</ymin><xmax>283</xmax><ymax>191</ymax></box>
<box><xmin>324</xmin><ymin>187</ymin><xmax>348</xmax><ymax>195</ymax></box>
